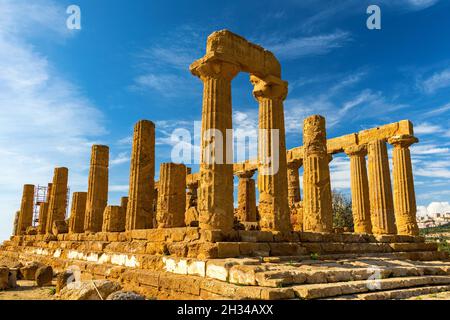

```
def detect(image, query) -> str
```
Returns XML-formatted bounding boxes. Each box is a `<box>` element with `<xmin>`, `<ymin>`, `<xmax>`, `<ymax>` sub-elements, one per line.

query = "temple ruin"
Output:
<box><xmin>1</xmin><ymin>30</ymin><xmax>449</xmax><ymax>300</ymax></box>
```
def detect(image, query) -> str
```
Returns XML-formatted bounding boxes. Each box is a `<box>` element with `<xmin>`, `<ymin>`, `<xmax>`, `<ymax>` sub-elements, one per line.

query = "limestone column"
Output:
<box><xmin>236</xmin><ymin>170</ymin><xmax>257</xmax><ymax>223</ymax></box>
<box><xmin>302</xmin><ymin>115</ymin><xmax>333</xmax><ymax>233</ymax></box>
<box><xmin>287</xmin><ymin>159</ymin><xmax>302</xmax><ymax>209</ymax></box>
<box><xmin>46</xmin><ymin>168</ymin><xmax>69</xmax><ymax>234</ymax></box>
<box><xmin>388</xmin><ymin>135</ymin><xmax>420</xmax><ymax>236</ymax></box>
<box><xmin>37</xmin><ymin>183</ymin><xmax>53</xmax><ymax>235</ymax></box>
<box><xmin>251</xmin><ymin>75</ymin><xmax>291</xmax><ymax>232</ymax></box>
<box><xmin>367</xmin><ymin>140</ymin><xmax>396</xmax><ymax>235</ymax></box>
<box><xmin>17</xmin><ymin>184</ymin><xmax>35</xmax><ymax>235</ymax></box>
<box><xmin>126</xmin><ymin>120</ymin><xmax>155</xmax><ymax>231</ymax></box>
<box><xmin>345</xmin><ymin>145</ymin><xmax>372</xmax><ymax>234</ymax></box>
<box><xmin>120</xmin><ymin>197</ymin><xmax>129</xmax><ymax>215</ymax></box>
<box><xmin>185</xmin><ymin>178</ymin><xmax>199</xmax><ymax>227</ymax></box>
<box><xmin>13</xmin><ymin>211</ymin><xmax>20</xmax><ymax>236</ymax></box>
<box><xmin>69</xmin><ymin>192</ymin><xmax>87</xmax><ymax>234</ymax></box>
<box><xmin>103</xmin><ymin>206</ymin><xmax>125</xmax><ymax>232</ymax></box>
<box><xmin>191</xmin><ymin>60</ymin><xmax>240</xmax><ymax>232</ymax></box>
<box><xmin>84</xmin><ymin>145</ymin><xmax>109</xmax><ymax>233</ymax></box>
<box><xmin>156</xmin><ymin>163</ymin><xmax>187</xmax><ymax>228</ymax></box>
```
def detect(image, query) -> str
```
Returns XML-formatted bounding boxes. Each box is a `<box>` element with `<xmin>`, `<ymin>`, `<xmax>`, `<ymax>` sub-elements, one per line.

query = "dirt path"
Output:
<box><xmin>0</xmin><ymin>280</ymin><xmax>56</xmax><ymax>300</ymax></box>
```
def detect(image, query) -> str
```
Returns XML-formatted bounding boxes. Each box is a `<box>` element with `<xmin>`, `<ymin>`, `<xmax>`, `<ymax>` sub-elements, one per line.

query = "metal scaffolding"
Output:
<box><xmin>32</xmin><ymin>185</ymin><xmax>71</xmax><ymax>227</ymax></box>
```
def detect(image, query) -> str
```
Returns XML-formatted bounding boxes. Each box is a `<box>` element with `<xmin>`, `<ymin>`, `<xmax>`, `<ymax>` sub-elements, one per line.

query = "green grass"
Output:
<box><xmin>420</xmin><ymin>223</ymin><xmax>450</xmax><ymax>235</ymax></box>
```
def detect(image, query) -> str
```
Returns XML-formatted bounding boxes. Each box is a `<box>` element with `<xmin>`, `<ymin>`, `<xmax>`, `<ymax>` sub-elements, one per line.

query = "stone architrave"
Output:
<box><xmin>367</xmin><ymin>140</ymin><xmax>396</xmax><ymax>235</ymax></box>
<box><xmin>190</xmin><ymin>59</ymin><xmax>240</xmax><ymax>232</ymax></box>
<box><xmin>302</xmin><ymin>115</ymin><xmax>333</xmax><ymax>233</ymax></box>
<box><xmin>345</xmin><ymin>145</ymin><xmax>372</xmax><ymax>234</ymax></box>
<box><xmin>69</xmin><ymin>192</ymin><xmax>87</xmax><ymax>234</ymax></box>
<box><xmin>84</xmin><ymin>145</ymin><xmax>109</xmax><ymax>233</ymax></box>
<box><xmin>46</xmin><ymin>168</ymin><xmax>69</xmax><ymax>234</ymax></box>
<box><xmin>388</xmin><ymin>135</ymin><xmax>420</xmax><ymax>236</ymax></box>
<box><xmin>251</xmin><ymin>75</ymin><xmax>291</xmax><ymax>232</ymax></box>
<box><xmin>236</xmin><ymin>169</ymin><xmax>257</xmax><ymax>223</ymax></box>
<box><xmin>126</xmin><ymin>120</ymin><xmax>155</xmax><ymax>231</ymax></box>
<box><xmin>156</xmin><ymin>163</ymin><xmax>187</xmax><ymax>228</ymax></box>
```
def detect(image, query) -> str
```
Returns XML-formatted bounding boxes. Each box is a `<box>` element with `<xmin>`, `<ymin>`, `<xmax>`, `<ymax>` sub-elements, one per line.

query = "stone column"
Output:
<box><xmin>287</xmin><ymin>159</ymin><xmax>302</xmax><ymax>209</ymax></box>
<box><xmin>191</xmin><ymin>60</ymin><xmax>240</xmax><ymax>232</ymax></box>
<box><xmin>69</xmin><ymin>192</ymin><xmax>87</xmax><ymax>234</ymax></box>
<box><xmin>84</xmin><ymin>145</ymin><xmax>109</xmax><ymax>233</ymax></box>
<box><xmin>17</xmin><ymin>184</ymin><xmax>35</xmax><ymax>235</ymax></box>
<box><xmin>302</xmin><ymin>115</ymin><xmax>333</xmax><ymax>233</ymax></box>
<box><xmin>156</xmin><ymin>163</ymin><xmax>187</xmax><ymax>228</ymax></box>
<box><xmin>367</xmin><ymin>140</ymin><xmax>396</xmax><ymax>235</ymax></box>
<box><xmin>13</xmin><ymin>211</ymin><xmax>20</xmax><ymax>236</ymax></box>
<box><xmin>251</xmin><ymin>75</ymin><xmax>291</xmax><ymax>232</ymax></box>
<box><xmin>120</xmin><ymin>197</ymin><xmax>129</xmax><ymax>216</ymax></box>
<box><xmin>388</xmin><ymin>135</ymin><xmax>420</xmax><ymax>236</ymax></box>
<box><xmin>37</xmin><ymin>183</ymin><xmax>53</xmax><ymax>235</ymax></box>
<box><xmin>103</xmin><ymin>206</ymin><xmax>125</xmax><ymax>232</ymax></box>
<box><xmin>236</xmin><ymin>170</ymin><xmax>257</xmax><ymax>223</ymax></box>
<box><xmin>46</xmin><ymin>168</ymin><xmax>69</xmax><ymax>234</ymax></box>
<box><xmin>126</xmin><ymin>120</ymin><xmax>155</xmax><ymax>231</ymax></box>
<box><xmin>185</xmin><ymin>178</ymin><xmax>199</xmax><ymax>227</ymax></box>
<box><xmin>345</xmin><ymin>145</ymin><xmax>372</xmax><ymax>234</ymax></box>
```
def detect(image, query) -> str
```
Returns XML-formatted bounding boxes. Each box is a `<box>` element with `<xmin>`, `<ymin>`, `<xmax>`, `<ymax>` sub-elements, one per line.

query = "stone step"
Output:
<box><xmin>331</xmin><ymin>285</ymin><xmax>450</xmax><ymax>300</ymax></box>
<box><xmin>291</xmin><ymin>276</ymin><xmax>450</xmax><ymax>299</ymax></box>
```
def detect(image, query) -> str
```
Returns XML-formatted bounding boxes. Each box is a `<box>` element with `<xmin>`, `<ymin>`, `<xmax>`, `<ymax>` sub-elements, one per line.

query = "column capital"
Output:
<box><xmin>344</xmin><ymin>144</ymin><xmax>367</xmax><ymax>157</ymax></box>
<box><xmin>287</xmin><ymin>159</ymin><xmax>303</xmax><ymax>170</ymax></box>
<box><xmin>250</xmin><ymin>74</ymin><xmax>288</xmax><ymax>102</ymax></box>
<box><xmin>388</xmin><ymin>135</ymin><xmax>419</xmax><ymax>149</ymax></box>
<box><xmin>236</xmin><ymin>169</ymin><xmax>257</xmax><ymax>179</ymax></box>
<box><xmin>191</xmin><ymin>59</ymin><xmax>240</xmax><ymax>81</ymax></box>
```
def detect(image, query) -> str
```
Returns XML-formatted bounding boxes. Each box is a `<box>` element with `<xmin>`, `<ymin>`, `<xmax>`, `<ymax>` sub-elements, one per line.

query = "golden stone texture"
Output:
<box><xmin>120</xmin><ymin>197</ymin><xmax>129</xmax><ymax>217</ymax></box>
<box><xmin>85</xmin><ymin>145</ymin><xmax>109</xmax><ymax>233</ymax></box>
<box><xmin>13</xmin><ymin>211</ymin><xmax>20</xmax><ymax>236</ymax></box>
<box><xmin>302</xmin><ymin>115</ymin><xmax>333</xmax><ymax>233</ymax></box>
<box><xmin>236</xmin><ymin>170</ymin><xmax>257</xmax><ymax>223</ymax></box>
<box><xmin>287</xmin><ymin>159</ymin><xmax>302</xmax><ymax>208</ymax></box>
<box><xmin>388</xmin><ymin>135</ymin><xmax>420</xmax><ymax>236</ymax></box>
<box><xmin>185</xmin><ymin>176</ymin><xmax>199</xmax><ymax>227</ymax></box>
<box><xmin>17</xmin><ymin>184</ymin><xmax>35</xmax><ymax>235</ymax></box>
<box><xmin>368</xmin><ymin>140</ymin><xmax>396</xmax><ymax>235</ymax></box>
<box><xmin>345</xmin><ymin>145</ymin><xmax>372</xmax><ymax>234</ymax></box>
<box><xmin>126</xmin><ymin>120</ymin><xmax>155</xmax><ymax>230</ymax></box>
<box><xmin>191</xmin><ymin>60</ymin><xmax>239</xmax><ymax>232</ymax></box>
<box><xmin>46</xmin><ymin>168</ymin><xmax>68</xmax><ymax>234</ymax></box>
<box><xmin>251</xmin><ymin>75</ymin><xmax>291</xmax><ymax>232</ymax></box>
<box><xmin>102</xmin><ymin>205</ymin><xmax>125</xmax><ymax>232</ymax></box>
<box><xmin>156</xmin><ymin>163</ymin><xmax>187</xmax><ymax>228</ymax></box>
<box><xmin>69</xmin><ymin>192</ymin><xmax>87</xmax><ymax>234</ymax></box>
<box><xmin>37</xmin><ymin>183</ymin><xmax>52</xmax><ymax>235</ymax></box>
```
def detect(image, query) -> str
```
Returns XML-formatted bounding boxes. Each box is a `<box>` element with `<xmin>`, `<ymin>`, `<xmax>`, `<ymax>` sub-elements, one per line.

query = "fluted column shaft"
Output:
<box><xmin>13</xmin><ymin>211</ymin><xmax>20</xmax><ymax>236</ymax></box>
<box><xmin>251</xmin><ymin>75</ymin><xmax>291</xmax><ymax>232</ymax></box>
<box><xmin>389</xmin><ymin>135</ymin><xmax>419</xmax><ymax>236</ymax></box>
<box><xmin>345</xmin><ymin>145</ymin><xmax>372</xmax><ymax>234</ymax></box>
<box><xmin>17</xmin><ymin>184</ymin><xmax>35</xmax><ymax>235</ymax></box>
<box><xmin>302</xmin><ymin>115</ymin><xmax>333</xmax><ymax>233</ymax></box>
<box><xmin>85</xmin><ymin>145</ymin><xmax>109</xmax><ymax>233</ymax></box>
<box><xmin>156</xmin><ymin>163</ymin><xmax>187</xmax><ymax>228</ymax></box>
<box><xmin>236</xmin><ymin>170</ymin><xmax>257</xmax><ymax>223</ymax></box>
<box><xmin>191</xmin><ymin>60</ymin><xmax>240</xmax><ymax>232</ymax></box>
<box><xmin>46</xmin><ymin>168</ymin><xmax>69</xmax><ymax>234</ymax></box>
<box><xmin>287</xmin><ymin>160</ymin><xmax>302</xmax><ymax>209</ymax></box>
<box><xmin>126</xmin><ymin>120</ymin><xmax>155</xmax><ymax>230</ymax></box>
<box><xmin>367</xmin><ymin>140</ymin><xmax>396</xmax><ymax>235</ymax></box>
<box><xmin>69</xmin><ymin>192</ymin><xmax>87</xmax><ymax>234</ymax></box>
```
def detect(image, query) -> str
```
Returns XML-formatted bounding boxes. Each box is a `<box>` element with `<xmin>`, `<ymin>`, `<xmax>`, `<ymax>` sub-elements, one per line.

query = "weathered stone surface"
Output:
<box><xmin>46</xmin><ymin>168</ymin><xmax>69</xmax><ymax>234</ymax></box>
<box><xmin>102</xmin><ymin>206</ymin><xmax>125</xmax><ymax>232</ymax></box>
<box><xmin>69</xmin><ymin>192</ymin><xmax>87</xmax><ymax>234</ymax></box>
<box><xmin>126</xmin><ymin>120</ymin><xmax>155</xmax><ymax>230</ymax></box>
<box><xmin>251</xmin><ymin>75</ymin><xmax>291</xmax><ymax>232</ymax></box>
<box><xmin>56</xmin><ymin>270</ymin><xmax>75</xmax><ymax>293</ymax></box>
<box><xmin>20</xmin><ymin>261</ymin><xmax>43</xmax><ymax>280</ymax></box>
<box><xmin>303</xmin><ymin>115</ymin><xmax>333</xmax><ymax>233</ymax></box>
<box><xmin>156</xmin><ymin>163</ymin><xmax>187</xmax><ymax>228</ymax></box>
<box><xmin>368</xmin><ymin>140</ymin><xmax>396</xmax><ymax>235</ymax></box>
<box><xmin>52</xmin><ymin>220</ymin><xmax>68</xmax><ymax>235</ymax></box>
<box><xmin>35</xmin><ymin>265</ymin><xmax>53</xmax><ymax>287</ymax></box>
<box><xmin>235</xmin><ymin>170</ymin><xmax>257</xmax><ymax>223</ymax></box>
<box><xmin>107</xmin><ymin>290</ymin><xmax>145</xmax><ymax>300</ymax></box>
<box><xmin>12</xmin><ymin>211</ymin><xmax>20</xmax><ymax>236</ymax></box>
<box><xmin>59</xmin><ymin>280</ymin><xmax>121</xmax><ymax>300</ymax></box>
<box><xmin>17</xmin><ymin>184</ymin><xmax>35</xmax><ymax>235</ymax></box>
<box><xmin>0</xmin><ymin>266</ymin><xmax>8</xmax><ymax>290</ymax></box>
<box><xmin>388</xmin><ymin>135</ymin><xmax>419</xmax><ymax>236</ymax></box>
<box><xmin>85</xmin><ymin>145</ymin><xmax>109</xmax><ymax>233</ymax></box>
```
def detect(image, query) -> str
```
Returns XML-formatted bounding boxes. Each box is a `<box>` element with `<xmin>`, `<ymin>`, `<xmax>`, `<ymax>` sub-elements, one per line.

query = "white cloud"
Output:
<box><xmin>110</xmin><ymin>152</ymin><xmax>130</xmax><ymax>166</ymax></box>
<box><xmin>421</xmin><ymin>67</ymin><xmax>450</xmax><ymax>94</ymax></box>
<box><xmin>417</xmin><ymin>202</ymin><xmax>450</xmax><ymax>216</ymax></box>
<box><xmin>414</xmin><ymin>123</ymin><xmax>444</xmax><ymax>135</ymax></box>
<box><xmin>267</xmin><ymin>30</ymin><xmax>352</xmax><ymax>60</ymax></box>
<box><xmin>0</xmin><ymin>0</ymin><xmax>106</xmax><ymax>241</ymax></box>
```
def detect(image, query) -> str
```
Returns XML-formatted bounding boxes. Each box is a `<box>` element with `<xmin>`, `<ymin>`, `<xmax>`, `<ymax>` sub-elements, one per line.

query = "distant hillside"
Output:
<box><xmin>420</xmin><ymin>223</ymin><xmax>450</xmax><ymax>235</ymax></box>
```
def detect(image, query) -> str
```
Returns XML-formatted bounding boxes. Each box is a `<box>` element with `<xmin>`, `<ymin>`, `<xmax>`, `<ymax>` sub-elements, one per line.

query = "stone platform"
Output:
<box><xmin>1</xmin><ymin>230</ymin><xmax>449</xmax><ymax>300</ymax></box>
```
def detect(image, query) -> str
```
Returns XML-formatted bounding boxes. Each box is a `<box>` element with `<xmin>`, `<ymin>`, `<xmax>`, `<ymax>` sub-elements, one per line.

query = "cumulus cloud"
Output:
<box><xmin>417</xmin><ymin>202</ymin><xmax>450</xmax><ymax>216</ymax></box>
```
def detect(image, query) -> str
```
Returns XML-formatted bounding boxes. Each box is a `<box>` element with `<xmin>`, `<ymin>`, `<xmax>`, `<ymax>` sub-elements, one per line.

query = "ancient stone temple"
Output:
<box><xmin>2</xmin><ymin>30</ymin><xmax>447</xmax><ymax>301</ymax></box>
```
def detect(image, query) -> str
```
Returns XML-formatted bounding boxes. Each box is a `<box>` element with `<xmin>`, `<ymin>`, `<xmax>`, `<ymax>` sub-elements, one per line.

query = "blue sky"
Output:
<box><xmin>1</xmin><ymin>0</ymin><xmax>450</xmax><ymax>240</ymax></box>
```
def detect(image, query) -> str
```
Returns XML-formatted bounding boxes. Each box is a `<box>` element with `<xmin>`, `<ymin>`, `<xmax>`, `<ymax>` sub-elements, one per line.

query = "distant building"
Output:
<box><xmin>417</xmin><ymin>212</ymin><xmax>450</xmax><ymax>229</ymax></box>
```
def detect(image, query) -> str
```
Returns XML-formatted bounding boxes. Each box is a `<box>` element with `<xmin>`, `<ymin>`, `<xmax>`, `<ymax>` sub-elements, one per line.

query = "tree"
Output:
<box><xmin>332</xmin><ymin>190</ymin><xmax>354</xmax><ymax>231</ymax></box>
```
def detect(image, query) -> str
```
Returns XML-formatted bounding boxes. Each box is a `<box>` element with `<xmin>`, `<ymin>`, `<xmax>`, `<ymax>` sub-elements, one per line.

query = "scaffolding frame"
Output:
<box><xmin>32</xmin><ymin>185</ymin><xmax>71</xmax><ymax>227</ymax></box>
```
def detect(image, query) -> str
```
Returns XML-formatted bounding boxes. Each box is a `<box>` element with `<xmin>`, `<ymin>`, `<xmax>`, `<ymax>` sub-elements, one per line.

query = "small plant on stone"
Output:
<box><xmin>310</xmin><ymin>253</ymin><xmax>320</xmax><ymax>260</ymax></box>
<box><xmin>49</xmin><ymin>288</ymin><xmax>56</xmax><ymax>295</ymax></box>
